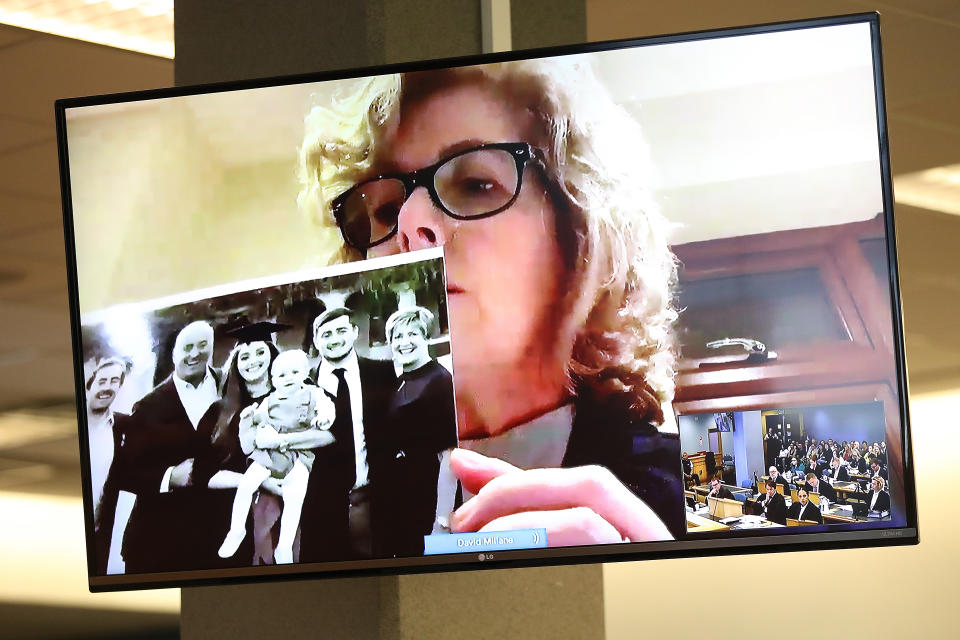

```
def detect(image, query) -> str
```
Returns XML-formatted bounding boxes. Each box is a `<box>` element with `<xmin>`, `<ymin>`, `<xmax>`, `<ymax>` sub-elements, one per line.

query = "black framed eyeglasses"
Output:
<box><xmin>331</xmin><ymin>142</ymin><xmax>543</xmax><ymax>251</ymax></box>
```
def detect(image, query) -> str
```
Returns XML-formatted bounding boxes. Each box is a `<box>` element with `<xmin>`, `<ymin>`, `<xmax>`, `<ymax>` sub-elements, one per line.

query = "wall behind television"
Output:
<box><xmin>589</xmin><ymin>2</ymin><xmax>958</xmax><ymax>639</ymax></box>
<box><xmin>801</xmin><ymin>402</ymin><xmax>887</xmax><ymax>445</ymax></box>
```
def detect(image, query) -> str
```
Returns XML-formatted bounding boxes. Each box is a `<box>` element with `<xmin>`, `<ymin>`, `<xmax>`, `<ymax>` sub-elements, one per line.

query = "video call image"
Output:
<box><xmin>680</xmin><ymin>401</ymin><xmax>896</xmax><ymax>534</ymax></box>
<box><xmin>61</xmin><ymin>19</ymin><xmax>910</xmax><ymax>583</ymax></box>
<box><xmin>82</xmin><ymin>251</ymin><xmax>463</xmax><ymax>574</ymax></box>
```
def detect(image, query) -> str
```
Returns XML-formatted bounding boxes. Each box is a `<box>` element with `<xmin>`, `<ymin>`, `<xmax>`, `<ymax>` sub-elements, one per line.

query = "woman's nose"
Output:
<box><xmin>397</xmin><ymin>187</ymin><xmax>454</xmax><ymax>252</ymax></box>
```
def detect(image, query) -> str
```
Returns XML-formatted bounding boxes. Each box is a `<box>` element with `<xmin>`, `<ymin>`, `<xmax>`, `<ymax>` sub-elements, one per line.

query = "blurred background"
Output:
<box><xmin>0</xmin><ymin>1</ymin><xmax>957</xmax><ymax>638</ymax></box>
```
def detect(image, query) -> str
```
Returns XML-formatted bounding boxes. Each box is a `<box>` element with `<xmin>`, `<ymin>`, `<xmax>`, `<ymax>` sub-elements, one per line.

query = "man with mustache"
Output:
<box><xmin>120</xmin><ymin>321</ymin><xmax>238</xmax><ymax>573</ymax></box>
<box><xmin>301</xmin><ymin>307</ymin><xmax>395</xmax><ymax>561</ymax></box>
<box><xmin>85</xmin><ymin>356</ymin><xmax>133</xmax><ymax>574</ymax></box>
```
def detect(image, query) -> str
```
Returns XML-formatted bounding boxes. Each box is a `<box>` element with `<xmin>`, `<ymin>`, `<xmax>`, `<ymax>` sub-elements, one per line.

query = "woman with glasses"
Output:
<box><xmin>298</xmin><ymin>58</ymin><xmax>682</xmax><ymax>547</ymax></box>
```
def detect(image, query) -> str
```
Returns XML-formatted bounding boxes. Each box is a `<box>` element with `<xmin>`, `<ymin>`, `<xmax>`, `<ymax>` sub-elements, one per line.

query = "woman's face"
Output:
<box><xmin>390</xmin><ymin>322</ymin><xmax>431</xmax><ymax>372</ymax></box>
<box><xmin>368</xmin><ymin>82</ymin><xmax>567</xmax><ymax>395</ymax></box>
<box><xmin>237</xmin><ymin>341</ymin><xmax>271</xmax><ymax>383</ymax></box>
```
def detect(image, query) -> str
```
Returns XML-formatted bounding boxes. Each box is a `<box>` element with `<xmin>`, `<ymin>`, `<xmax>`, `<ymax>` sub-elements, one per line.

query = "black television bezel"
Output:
<box><xmin>55</xmin><ymin>11</ymin><xmax>918</xmax><ymax>593</ymax></box>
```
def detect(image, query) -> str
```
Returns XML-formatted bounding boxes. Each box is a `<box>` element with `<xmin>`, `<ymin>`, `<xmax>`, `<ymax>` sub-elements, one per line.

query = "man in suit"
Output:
<box><xmin>85</xmin><ymin>357</ymin><xmax>135</xmax><ymax>575</ymax></box>
<box><xmin>755</xmin><ymin>479</ymin><xmax>787</xmax><ymax>525</ymax></box>
<box><xmin>704</xmin><ymin>475</ymin><xmax>735</xmax><ymax>515</ymax></box>
<box><xmin>786</xmin><ymin>487</ymin><xmax>823</xmax><ymax>524</ymax></box>
<box><xmin>704</xmin><ymin>475</ymin><xmax>735</xmax><ymax>502</ymax></box>
<box><xmin>121</xmin><ymin>321</ymin><xmax>239</xmax><ymax>573</ymax></box>
<box><xmin>829</xmin><ymin>456</ymin><xmax>850</xmax><ymax>482</ymax></box>
<box><xmin>768</xmin><ymin>465</ymin><xmax>789</xmax><ymax>496</ymax></box>
<box><xmin>804</xmin><ymin>472</ymin><xmax>837</xmax><ymax>503</ymax></box>
<box><xmin>870</xmin><ymin>460</ymin><xmax>889</xmax><ymax>481</ymax></box>
<box><xmin>807</xmin><ymin>456</ymin><xmax>825</xmax><ymax>480</ymax></box>
<box><xmin>301</xmin><ymin>307</ymin><xmax>396</xmax><ymax>562</ymax></box>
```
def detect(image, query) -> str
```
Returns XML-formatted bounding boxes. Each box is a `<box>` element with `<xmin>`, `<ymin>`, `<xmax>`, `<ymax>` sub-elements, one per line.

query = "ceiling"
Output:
<box><xmin>0</xmin><ymin>23</ymin><xmax>172</xmax><ymax>502</ymax></box>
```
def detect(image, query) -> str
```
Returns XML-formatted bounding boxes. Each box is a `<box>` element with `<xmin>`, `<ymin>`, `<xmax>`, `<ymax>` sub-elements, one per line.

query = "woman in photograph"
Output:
<box><xmin>298</xmin><ymin>57</ymin><xmax>684</xmax><ymax>543</ymax></box>
<box><xmin>210</xmin><ymin>321</ymin><xmax>285</xmax><ymax>565</ymax></box>
<box><xmin>379</xmin><ymin>306</ymin><xmax>457</xmax><ymax>556</ymax></box>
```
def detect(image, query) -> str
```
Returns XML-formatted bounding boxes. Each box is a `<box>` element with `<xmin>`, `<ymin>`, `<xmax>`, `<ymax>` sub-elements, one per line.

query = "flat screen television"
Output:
<box><xmin>56</xmin><ymin>12</ymin><xmax>918</xmax><ymax>591</ymax></box>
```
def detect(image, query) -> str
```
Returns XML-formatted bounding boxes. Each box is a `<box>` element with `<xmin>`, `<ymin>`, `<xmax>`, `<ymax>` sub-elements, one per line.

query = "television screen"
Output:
<box><xmin>56</xmin><ymin>13</ymin><xmax>917</xmax><ymax>591</ymax></box>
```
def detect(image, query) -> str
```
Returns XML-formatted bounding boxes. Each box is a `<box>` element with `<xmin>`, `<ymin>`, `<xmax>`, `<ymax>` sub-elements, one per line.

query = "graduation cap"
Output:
<box><xmin>224</xmin><ymin>320</ymin><xmax>292</xmax><ymax>343</ymax></box>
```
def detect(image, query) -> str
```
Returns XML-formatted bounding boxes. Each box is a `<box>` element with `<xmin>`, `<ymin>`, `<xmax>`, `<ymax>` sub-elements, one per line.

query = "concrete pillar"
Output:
<box><xmin>174</xmin><ymin>3</ymin><xmax>599</xmax><ymax>639</ymax></box>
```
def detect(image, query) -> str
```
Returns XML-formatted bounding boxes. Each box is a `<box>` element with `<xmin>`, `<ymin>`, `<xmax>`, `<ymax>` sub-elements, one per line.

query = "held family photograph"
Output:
<box><xmin>80</xmin><ymin>250</ymin><xmax>457</xmax><ymax>575</ymax></box>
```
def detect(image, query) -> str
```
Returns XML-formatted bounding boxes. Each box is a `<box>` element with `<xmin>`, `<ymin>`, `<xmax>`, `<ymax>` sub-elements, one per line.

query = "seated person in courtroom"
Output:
<box><xmin>806</xmin><ymin>456</ymin><xmax>825</xmax><ymax>479</ymax></box>
<box><xmin>768</xmin><ymin>465</ymin><xmax>789</xmax><ymax>495</ymax></box>
<box><xmin>828</xmin><ymin>456</ymin><xmax>850</xmax><ymax>482</ymax></box>
<box><xmin>755</xmin><ymin>479</ymin><xmax>787</xmax><ymax>525</ymax></box>
<box><xmin>704</xmin><ymin>476</ymin><xmax>735</xmax><ymax>503</ymax></box>
<box><xmin>850</xmin><ymin>451</ymin><xmax>867</xmax><ymax>474</ymax></box>
<box><xmin>870</xmin><ymin>460</ymin><xmax>888</xmax><ymax>481</ymax></box>
<box><xmin>787</xmin><ymin>457</ymin><xmax>805</xmax><ymax>477</ymax></box>
<box><xmin>803</xmin><ymin>472</ymin><xmax>837</xmax><ymax>503</ymax></box>
<box><xmin>681</xmin><ymin>452</ymin><xmax>700</xmax><ymax>489</ymax></box>
<box><xmin>786</xmin><ymin>488</ymin><xmax>823</xmax><ymax>524</ymax></box>
<box><xmin>870</xmin><ymin>443</ymin><xmax>887</xmax><ymax>465</ymax></box>
<box><xmin>219</xmin><ymin>350</ymin><xmax>336</xmax><ymax>564</ymax></box>
<box><xmin>865</xmin><ymin>476</ymin><xmax>891</xmax><ymax>515</ymax></box>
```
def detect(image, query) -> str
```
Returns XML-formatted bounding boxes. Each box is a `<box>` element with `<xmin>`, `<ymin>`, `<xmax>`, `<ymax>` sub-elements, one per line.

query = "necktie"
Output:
<box><xmin>332</xmin><ymin>368</ymin><xmax>356</xmax><ymax>487</ymax></box>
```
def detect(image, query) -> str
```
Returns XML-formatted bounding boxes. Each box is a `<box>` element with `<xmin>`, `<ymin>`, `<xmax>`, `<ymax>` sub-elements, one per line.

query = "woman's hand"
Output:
<box><xmin>449</xmin><ymin>448</ymin><xmax>672</xmax><ymax>546</ymax></box>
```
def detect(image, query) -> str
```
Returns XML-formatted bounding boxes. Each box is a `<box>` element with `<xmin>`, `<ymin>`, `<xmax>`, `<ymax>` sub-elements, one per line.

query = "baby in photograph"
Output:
<box><xmin>219</xmin><ymin>349</ymin><xmax>335</xmax><ymax>564</ymax></box>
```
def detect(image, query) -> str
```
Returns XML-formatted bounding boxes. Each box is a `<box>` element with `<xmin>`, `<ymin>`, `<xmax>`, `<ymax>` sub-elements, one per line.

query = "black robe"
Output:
<box><xmin>830</xmin><ymin>465</ymin><xmax>851</xmax><ymax>482</ymax></box>
<box><xmin>755</xmin><ymin>492</ymin><xmax>787</xmax><ymax>525</ymax></box>
<box><xmin>865</xmin><ymin>490</ymin><xmax>891</xmax><ymax>514</ymax></box>
<box><xmin>787</xmin><ymin>500</ymin><xmax>823</xmax><ymax>524</ymax></box>
<box><xmin>804</xmin><ymin>480</ymin><xmax>837</xmax><ymax>503</ymax></box>
<box><xmin>563</xmin><ymin>387</ymin><xmax>684</xmax><ymax>540</ymax></box>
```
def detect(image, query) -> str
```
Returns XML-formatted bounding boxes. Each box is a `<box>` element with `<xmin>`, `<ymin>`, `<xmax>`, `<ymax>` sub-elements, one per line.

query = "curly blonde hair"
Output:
<box><xmin>298</xmin><ymin>57</ymin><xmax>678</xmax><ymax>424</ymax></box>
